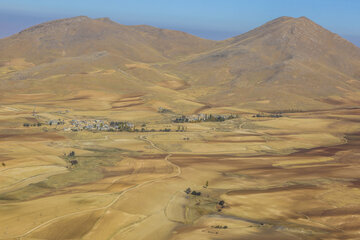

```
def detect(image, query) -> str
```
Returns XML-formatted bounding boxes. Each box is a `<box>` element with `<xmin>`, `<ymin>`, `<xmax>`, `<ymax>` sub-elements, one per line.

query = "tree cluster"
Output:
<box><xmin>174</xmin><ymin>114</ymin><xmax>237</xmax><ymax>123</ymax></box>
<box><xmin>159</xmin><ymin>128</ymin><xmax>171</xmax><ymax>132</ymax></box>
<box><xmin>252</xmin><ymin>113</ymin><xmax>282</xmax><ymax>118</ymax></box>
<box><xmin>23</xmin><ymin>123</ymin><xmax>42</xmax><ymax>127</ymax></box>
<box><xmin>212</xmin><ymin>225</ymin><xmax>228</xmax><ymax>229</ymax></box>
<box><xmin>184</xmin><ymin>187</ymin><xmax>202</xmax><ymax>196</ymax></box>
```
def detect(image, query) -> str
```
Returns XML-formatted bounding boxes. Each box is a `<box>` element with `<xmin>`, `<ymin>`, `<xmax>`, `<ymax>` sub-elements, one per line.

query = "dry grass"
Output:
<box><xmin>0</xmin><ymin>104</ymin><xmax>359</xmax><ymax>240</ymax></box>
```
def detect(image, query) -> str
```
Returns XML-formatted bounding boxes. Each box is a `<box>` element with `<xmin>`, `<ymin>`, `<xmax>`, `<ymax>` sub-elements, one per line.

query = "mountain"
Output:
<box><xmin>0</xmin><ymin>16</ymin><xmax>217</xmax><ymax>112</ymax></box>
<box><xmin>164</xmin><ymin>16</ymin><xmax>360</xmax><ymax>110</ymax></box>
<box><xmin>0</xmin><ymin>16</ymin><xmax>359</xmax><ymax>113</ymax></box>
<box><xmin>0</xmin><ymin>16</ymin><xmax>216</xmax><ymax>64</ymax></box>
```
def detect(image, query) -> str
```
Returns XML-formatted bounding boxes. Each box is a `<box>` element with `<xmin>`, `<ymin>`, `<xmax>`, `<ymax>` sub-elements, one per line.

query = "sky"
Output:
<box><xmin>1</xmin><ymin>0</ymin><xmax>360</xmax><ymax>46</ymax></box>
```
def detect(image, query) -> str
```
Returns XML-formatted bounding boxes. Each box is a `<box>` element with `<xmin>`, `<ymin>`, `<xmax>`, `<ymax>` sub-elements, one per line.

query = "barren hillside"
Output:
<box><xmin>1</xmin><ymin>16</ymin><xmax>360</xmax><ymax>112</ymax></box>
<box><xmin>165</xmin><ymin>16</ymin><xmax>360</xmax><ymax>110</ymax></box>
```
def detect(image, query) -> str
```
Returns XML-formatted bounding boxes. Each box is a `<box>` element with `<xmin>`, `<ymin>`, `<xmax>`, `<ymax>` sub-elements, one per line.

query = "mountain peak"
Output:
<box><xmin>289</xmin><ymin>16</ymin><xmax>319</xmax><ymax>28</ymax></box>
<box><xmin>228</xmin><ymin>15</ymin><xmax>359</xmax><ymax>54</ymax></box>
<box><xmin>257</xmin><ymin>16</ymin><xmax>319</xmax><ymax>33</ymax></box>
<box><xmin>297</xmin><ymin>16</ymin><xmax>311</xmax><ymax>21</ymax></box>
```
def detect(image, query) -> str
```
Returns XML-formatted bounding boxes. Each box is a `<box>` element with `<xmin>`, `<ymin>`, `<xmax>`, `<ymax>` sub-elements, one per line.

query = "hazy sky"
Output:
<box><xmin>1</xmin><ymin>0</ymin><xmax>360</xmax><ymax>46</ymax></box>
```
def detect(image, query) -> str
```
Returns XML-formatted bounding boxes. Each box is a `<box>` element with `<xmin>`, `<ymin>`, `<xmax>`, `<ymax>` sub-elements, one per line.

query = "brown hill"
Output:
<box><xmin>1</xmin><ymin>16</ymin><xmax>360</xmax><ymax>113</ymax></box>
<box><xmin>0</xmin><ymin>16</ymin><xmax>217</xmax><ymax>112</ymax></box>
<box><xmin>0</xmin><ymin>16</ymin><xmax>216</xmax><ymax>64</ymax></box>
<box><xmin>166</xmin><ymin>16</ymin><xmax>360</xmax><ymax>110</ymax></box>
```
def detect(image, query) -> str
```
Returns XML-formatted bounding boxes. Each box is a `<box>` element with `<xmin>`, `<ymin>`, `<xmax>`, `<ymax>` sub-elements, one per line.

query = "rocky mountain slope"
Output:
<box><xmin>166</xmin><ymin>16</ymin><xmax>360</xmax><ymax>110</ymax></box>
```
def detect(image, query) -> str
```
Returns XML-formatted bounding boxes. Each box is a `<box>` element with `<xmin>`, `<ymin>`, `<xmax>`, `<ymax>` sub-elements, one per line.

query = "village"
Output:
<box><xmin>23</xmin><ymin>118</ymin><xmax>136</xmax><ymax>132</ymax></box>
<box><xmin>61</xmin><ymin>119</ymin><xmax>135</xmax><ymax>132</ymax></box>
<box><xmin>24</xmin><ymin>118</ymin><xmax>189</xmax><ymax>133</ymax></box>
<box><xmin>22</xmin><ymin>112</ymin><xmax>239</xmax><ymax>133</ymax></box>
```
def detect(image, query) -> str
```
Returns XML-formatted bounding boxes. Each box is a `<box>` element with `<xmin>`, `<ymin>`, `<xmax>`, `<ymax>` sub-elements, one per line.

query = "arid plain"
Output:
<box><xmin>0</xmin><ymin>16</ymin><xmax>360</xmax><ymax>240</ymax></box>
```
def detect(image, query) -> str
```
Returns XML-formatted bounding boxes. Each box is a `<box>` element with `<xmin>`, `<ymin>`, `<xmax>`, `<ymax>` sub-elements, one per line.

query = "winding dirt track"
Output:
<box><xmin>5</xmin><ymin>135</ymin><xmax>181</xmax><ymax>240</ymax></box>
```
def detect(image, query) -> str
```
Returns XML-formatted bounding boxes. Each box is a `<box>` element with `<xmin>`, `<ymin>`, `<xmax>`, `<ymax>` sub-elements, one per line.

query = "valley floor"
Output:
<box><xmin>0</xmin><ymin>106</ymin><xmax>359</xmax><ymax>240</ymax></box>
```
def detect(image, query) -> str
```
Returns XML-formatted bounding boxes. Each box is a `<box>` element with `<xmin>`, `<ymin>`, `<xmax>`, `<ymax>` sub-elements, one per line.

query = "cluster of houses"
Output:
<box><xmin>65</xmin><ymin>119</ymin><xmax>109</xmax><ymax>131</ymax></box>
<box><xmin>53</xmin><ymin>119</ymin><xmax>135</xmax><ymax>132</ymax></box>
<box><xmin>173</xmin><ymin>113</ymin><xmax>237</xmax><ymax>123</ymax></box>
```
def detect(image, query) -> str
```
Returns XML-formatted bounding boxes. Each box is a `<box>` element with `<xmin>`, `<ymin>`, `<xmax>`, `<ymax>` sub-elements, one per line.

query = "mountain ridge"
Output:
<box><xmin>0</xmin><ymin>16</ymin><xmax>359</xmax><ymax>112</ymax></box>
<box><xmin>0</xmin><ymin>16</ymin><xmax>217</xmax><ymax>64</ymax></box>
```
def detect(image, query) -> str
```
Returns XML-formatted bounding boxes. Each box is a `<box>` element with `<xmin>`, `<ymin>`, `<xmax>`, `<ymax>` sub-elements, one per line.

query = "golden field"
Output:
<box><xmin>0</xmin><ymin>103</ymin><xmax>359</xmax><ymax>240</ymax></box>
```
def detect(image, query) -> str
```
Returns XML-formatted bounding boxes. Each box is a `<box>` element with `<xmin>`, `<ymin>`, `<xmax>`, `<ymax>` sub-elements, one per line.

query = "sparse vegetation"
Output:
<box><xmin>212</xmin><ymin>225</ymin><xmax>228</xmax><ymax>229</ymax></box>
<box><xmin>23</xmin><ymin>122</ymin><xmax>42</xmax><ymax>127</ymax></box>
<box><xmin>159</xmin><ymin>128</ymin><xmax>171</xmax><ymax>132</ymax></box>
<box><xmin>68</xmin><ymin>151</ymin><xmax>75</xmax><ymax>157</ymax></box>
<box><xmin>176</xmin><ymin>125</ymin><xmax>187</xmax><ymax>132</ymax></box>
<box><xmin>173</xmin><ymin>114</ymin><xmax>237</xmax><ymax>123</ymax></box>
<box><xmin>70</xmin><ymin>160</ymin><xmax>78</xmax><ymax>166</ymax></box>
<box><xmin>158</xmin><ymin>107</ymin><xmax>173</xmax><ymax>113</ymax></box>
<box><xmin>252</xmin><ymin>113</ymin><xmax>282</xmax><ymax>118</ymax></box>
<box><xmin>66</xmin><ymin>151</ymin><xmax>78</xmax><ymax>167</ymax></box>
<box><xmin>191</xmin><ymin>190</ymin><xmax>201</xmax><ymax>196</ymax></box>
<box><xmin>216</xmin><ymin>200</ymin><xmax>226</xmax><ymax>212</ymax></box>
<box><xmin>184</xmin><ymin>187</ymin><xmax>201</xmax><ymax>196</ymax></box>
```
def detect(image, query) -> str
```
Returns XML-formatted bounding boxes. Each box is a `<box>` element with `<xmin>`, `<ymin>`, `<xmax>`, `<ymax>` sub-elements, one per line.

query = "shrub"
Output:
<box><xmin>191</xmin><ymin>191</ymin><xmax>201</xmax><ymax>196</ymax></box>
<box><xmin>70</xmin><ymin>160</ymin><xmax>78</xmax><ymax>166</ymax></box>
